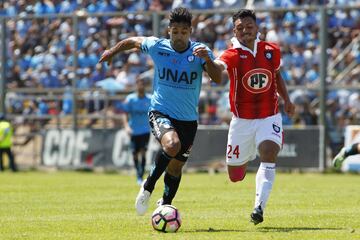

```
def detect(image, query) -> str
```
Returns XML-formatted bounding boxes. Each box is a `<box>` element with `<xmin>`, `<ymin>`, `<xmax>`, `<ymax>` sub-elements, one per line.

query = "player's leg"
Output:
<box><xmin>251</xmin><ymin>114</ymin><xmax>282</xmax><ymax>225</ymax></box>
<box><xmin>6</xmin><ymin>148</ymin><xmax>17</xmax><ymax>172</ymax></box>
<box><xmin>0</xmin><ymin>149</ymin><xmax>3</xmax><ymax>171</ymax></box>
<box><xmin>158</xmin><ymin>119</ymin><xmax>197</xmax><ymax>206</ymax></box>
<box><xmin>161</xmin><ymin>159</ymin><xmax>184</xmax><ymax>205</ymax></box>
<box><xmin>227</xmin><ymin>164</ymin><xmax>247</xmax><ymax>182</ymax></box>
<box><xmin>139</xmin><ymin>133</ymin><xmax>150</xmax><ymax>181</ymax></box>
<box><xmin>226</xmin><ymin>117</ymin><xmax>256</xmax><ymax>182</ymax></box>
<box><xmin>131</xmin><ymin>136</ymin><xmax>141</xmax><ymax>184</ymax></box>
<box><xmin>135</xmin><ymin>111</ymin><xmax>180</xmax><ymax>215</ymax></box>
<box><xmin>332</xmin><ymin>142</ymin><xmax>360</xmax><ymax>169</ymax></box>
<box><xmin>144</xmin><ymin>130</ymin><xmax>180</xmax><ymax>192</ymax></box>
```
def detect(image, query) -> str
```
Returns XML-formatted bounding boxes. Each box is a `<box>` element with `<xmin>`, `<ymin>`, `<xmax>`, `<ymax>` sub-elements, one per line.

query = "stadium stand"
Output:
<box><xmin>1</xmin><ymin>0</ymin><xmax>360</xmax><ymax>160</ymax></box>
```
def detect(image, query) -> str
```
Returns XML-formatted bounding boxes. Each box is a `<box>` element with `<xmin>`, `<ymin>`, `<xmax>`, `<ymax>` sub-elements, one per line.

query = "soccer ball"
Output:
<box><xmin>151</xmin><ymin>204</ymin><xmax>181</xmax><ymax>233</ymax></box>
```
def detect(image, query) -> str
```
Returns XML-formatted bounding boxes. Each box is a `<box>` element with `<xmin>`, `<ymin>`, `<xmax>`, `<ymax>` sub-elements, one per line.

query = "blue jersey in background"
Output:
<box><xmin>141</xmin><ymin>37</ymin><xmax>214</xmax><ymax>121</ymax></box>
<box><xmin>123</xmin><ymin>93</ymin><xmax>151</xmax><ymax>136</ymax></box>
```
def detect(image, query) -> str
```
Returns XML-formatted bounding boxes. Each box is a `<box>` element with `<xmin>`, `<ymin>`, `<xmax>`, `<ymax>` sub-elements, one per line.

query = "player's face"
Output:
<box><xmin>233</xmin><ymin>17</ymin><xmax>258</xmax><ymax>44</ymax></box>
<box><xmin>136</xmin><ymin>79</ymin><xmax>145</xmax><ymax>92</ymax></box>
<box><xmin>168</xmin><ymin>23</ymin><xmax>192</xmax><ymax>52</ymax></box>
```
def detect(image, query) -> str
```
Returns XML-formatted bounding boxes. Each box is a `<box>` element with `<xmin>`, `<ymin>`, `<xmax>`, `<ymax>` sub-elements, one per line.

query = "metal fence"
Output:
<box><xmin>0</xmin><ymin>5</ymin><xmax>359</xmax><ymax>169</ymax></box>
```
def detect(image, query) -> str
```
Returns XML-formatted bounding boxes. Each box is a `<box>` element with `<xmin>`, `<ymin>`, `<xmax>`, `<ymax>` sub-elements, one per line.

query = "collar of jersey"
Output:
<box><xmin>172</xmin><ymin>41</ymin><xmax>191</xmax><ymax>54</ymax></box>
<box><xmin>231</xmin><ymin>32</ymin><xmax>261</xmax><ymax>57</ymax></box>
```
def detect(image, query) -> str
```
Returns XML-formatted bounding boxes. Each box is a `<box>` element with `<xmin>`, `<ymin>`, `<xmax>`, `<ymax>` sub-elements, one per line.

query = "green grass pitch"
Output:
<box><xmin>0</xmin><ymin>171</ymin><xmax>359</xmax><ymax>240</ymax></box>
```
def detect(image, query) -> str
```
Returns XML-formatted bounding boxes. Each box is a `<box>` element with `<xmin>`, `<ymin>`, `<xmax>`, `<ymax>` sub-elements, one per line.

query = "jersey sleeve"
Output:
<box><xmin>140</xmin><ymin>36</ymin><xmax>159</xmax><ymax>56</ymax></box>
<box><xmin>269</xmin><ymin>43</ymin><xmax>281</xmax><ymax>71</ymax></box>
<box><xmin>215</xmin><ymin>50</ymin><xmax>235</xmax><ymax>70</ymax></box>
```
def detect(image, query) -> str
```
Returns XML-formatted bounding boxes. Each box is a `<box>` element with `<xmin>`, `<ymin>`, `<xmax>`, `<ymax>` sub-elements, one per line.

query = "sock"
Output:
<box><xmin>162</xmin><ymin>172</ymin><xmax>181</xmax><ymax>205</ymax></box>
<box><xmin>344</xmin><ymin>143</ymin><xmax>359</xmax><ymax>157</ymax></box>
<box><xmin>143</xmin><ymin>150</ymin><xmax>172</xmax><ymax>193</ymax></box>
<box><xmin>139</xmin><ymin>155</ymin><xmax>146</xmax><ymax>179</ymax></box>
<box><xmin>255</xmin><ymin>162</ymin><xmax>276</xmax><ymax>211</ymax></box>
<box><xmin>133</xmin><ymin>154</ymin><xmax>140</xmax><ymax>178</ymax></box>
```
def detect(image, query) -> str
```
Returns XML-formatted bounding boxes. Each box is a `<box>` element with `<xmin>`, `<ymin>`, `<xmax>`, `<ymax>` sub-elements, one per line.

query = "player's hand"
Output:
<box><xmin>193</xmin><ymin>46</ymin><xmax>211</xmax><ymax>62</ymax></box>
<box><xmin>284</xmin><ymin>100</ymin><xmax>295</xmax><ymax>117</ymax></box>
<box><xmin>98</xmin><ymin>50</ymin><xmax>113</xmax><ymax>66</ymax></box>
<box><xmin>125</xmin><ymin>126</ymin><xmax>133</xmax><ymax>135</ymax></box>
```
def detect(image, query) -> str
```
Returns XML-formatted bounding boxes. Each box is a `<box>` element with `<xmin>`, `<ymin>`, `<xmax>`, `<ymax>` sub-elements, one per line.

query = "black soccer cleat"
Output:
<box><xmin>250</xmin><ymin>206</ymin><xmax>264</xmax><ymax>225</ymax></box>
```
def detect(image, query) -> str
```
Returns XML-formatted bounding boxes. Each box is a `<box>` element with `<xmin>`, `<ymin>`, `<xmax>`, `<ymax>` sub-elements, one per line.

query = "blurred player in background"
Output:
<box><xmin>122</xmin><ymin>78</ymin><xmax>151</xmax><ymax>185</ymax></box>
<box><xmin>99</xmin><ymin>7</ymin><xmax>222</xmax><ymax>215</ymax></box>
<box><xmin>214</xmin><ymin>9</ymin><xmax>295</xmax><ymax>225</ymax></box>
<box><xmin>332</xmin><ymin>142</ymin><xmax>360</xmax><ymax>169</ymax></box>
<box><xmin>0</xmin><ymin>113</ymin><xmax>17</xmax><ymax>172</ymax></box>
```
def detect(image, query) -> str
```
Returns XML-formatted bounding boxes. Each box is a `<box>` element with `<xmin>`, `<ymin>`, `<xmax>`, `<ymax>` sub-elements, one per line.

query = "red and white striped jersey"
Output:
<box><xmin>217</xmin><ymin>39</ymin><xmax>281</xmax><ymax>119</ymax></box>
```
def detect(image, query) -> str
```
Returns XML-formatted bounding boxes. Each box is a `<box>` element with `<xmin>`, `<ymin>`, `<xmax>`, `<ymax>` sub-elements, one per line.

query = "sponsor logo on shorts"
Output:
<box><xmin>272</xmin><ymin>123</ymin><xmax>280</xmax><ymax>133</ymax></box>
<box><xmin>271</xmin><ymin>123</ymin><xmax>281</xmax><ymax>138</ymax></box>
<box><xmin>182</xmin><ymin>145</ymin><xmax>193</xmax><ymax>158</ymax></box>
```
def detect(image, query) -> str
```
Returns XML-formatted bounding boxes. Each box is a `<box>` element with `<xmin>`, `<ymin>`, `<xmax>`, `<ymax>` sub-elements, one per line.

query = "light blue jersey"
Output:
<box><xmin>141</xmin><ymin>37</ymin><xmax>214</xmax><ymax>121</ymax></box>
<box><xmin>123</xmin><ymin>93</ymin><xmax>151</xmax><ymax>136</ymax></box>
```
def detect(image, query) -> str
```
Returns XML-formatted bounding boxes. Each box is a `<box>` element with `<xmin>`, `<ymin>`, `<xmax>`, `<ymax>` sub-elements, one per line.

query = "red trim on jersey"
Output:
<box><xmin>219</xmin><ymin>41</ymin><xmax>281</xmax><ymax>119</ymax></box>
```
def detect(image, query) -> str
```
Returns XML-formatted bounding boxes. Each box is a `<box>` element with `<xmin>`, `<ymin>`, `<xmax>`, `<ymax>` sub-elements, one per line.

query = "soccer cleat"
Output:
<box><xmin>156</xmin><ymin>198</ymin><xmax>164</xmax><ymax>206</ymax></box>
<box><xmin>332</xmin><ymin>147</ymin><xmax>346</xmax><ymax>169</ymax></box>
<box><xmin>135</xmin><ymin>180</ymin><xmax>151</xmax><ymax>215</ymax></box>
<box><xmin>250</xmin><ymin>206</ymin><xmax>264</xmax><ymax>225</ymax></box>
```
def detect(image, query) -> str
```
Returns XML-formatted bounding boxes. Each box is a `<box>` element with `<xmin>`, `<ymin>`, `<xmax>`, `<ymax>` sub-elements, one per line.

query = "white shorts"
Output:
<box><xmin>226</xmin><ymin>113</ymin><xmax>283</xmax><ymax>166</ymax></box>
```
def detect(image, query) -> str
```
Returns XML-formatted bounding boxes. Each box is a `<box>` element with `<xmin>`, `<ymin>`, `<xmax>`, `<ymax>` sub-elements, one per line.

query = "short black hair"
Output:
<box><xmin>169</xmin><ymin>7</ymin><xmax>192</xmax><ymax>27</ymax></box>
<box><xmin>232</xmin><ymin>9</ymin><xmax>256</xmax><ymax>24</ymax></box>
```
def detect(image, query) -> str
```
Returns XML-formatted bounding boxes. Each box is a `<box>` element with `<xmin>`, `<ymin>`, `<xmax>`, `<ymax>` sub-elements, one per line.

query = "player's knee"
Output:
<box><xmin>228</xmin><ymin>166</ymin><xmax>246</xmax><ymax>182</ymax></box>
<box><xmin>163</xmin><ymin>139</ymin><xmax>181</xmax><ymax>157</ymax></box>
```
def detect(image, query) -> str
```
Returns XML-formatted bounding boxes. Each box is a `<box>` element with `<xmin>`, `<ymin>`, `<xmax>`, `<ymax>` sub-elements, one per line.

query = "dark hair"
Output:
<box><xmin>232</xmin><ymin>9</ymin><xmax>256</xmax><ymax>24</ymax></box>
<box><xmin>169</xmin><ymin>7</ymin><xmax>192</xmax><ymax>27</ymax></box>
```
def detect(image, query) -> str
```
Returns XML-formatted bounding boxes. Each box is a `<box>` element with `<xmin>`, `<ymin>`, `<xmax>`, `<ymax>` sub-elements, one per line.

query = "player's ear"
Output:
<box><xmin>167</xmin><ymin>26</ymin><xmax>171</xmax><ymax>35</ymax></box>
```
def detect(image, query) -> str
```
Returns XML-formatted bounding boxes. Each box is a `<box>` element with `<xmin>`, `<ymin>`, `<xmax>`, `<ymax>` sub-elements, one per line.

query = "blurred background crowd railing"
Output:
<box><xmin>0</xmin><ymin>0</ymin><xmax>359</xmax><ymax>167</ymax></box>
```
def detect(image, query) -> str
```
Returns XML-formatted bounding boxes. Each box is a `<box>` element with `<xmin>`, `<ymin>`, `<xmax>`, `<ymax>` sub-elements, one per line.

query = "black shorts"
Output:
<box><xmin>130</xmin><ymin>133</ymin><xmax>150</xmax><ymax>153</ymax></box>
<box><xmin>149</xmin><ymin>111</ymin><xmax>198</xmax><ymax>162</ymax></box>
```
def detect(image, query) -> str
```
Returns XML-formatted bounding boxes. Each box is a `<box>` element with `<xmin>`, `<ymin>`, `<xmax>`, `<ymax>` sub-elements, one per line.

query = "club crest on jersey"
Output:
<box><xmin>187</xmin><ymin>55</ymin><xmax>195</xmax><ymax>62</ymax></box>
<box><xmin>241</xmin><ymin>68</ymin><xmax>272</xmax><ymax>94</ymax></box>
<box><xmin>265</xmin><ymin>51</ymin><xmax>272</xmax><ymax>60</ymax></box>
<box><xmin>272</xmin><ymin>123</ymin><xmax>280</xmax><ymax>133</ymax></box>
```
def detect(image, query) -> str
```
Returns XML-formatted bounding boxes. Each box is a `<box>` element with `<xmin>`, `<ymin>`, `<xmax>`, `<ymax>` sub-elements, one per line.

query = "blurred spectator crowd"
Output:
<box><xmin>1</xmin><ymin>0</ymin><xmax>360</xmax><ymax>150</ymax></box>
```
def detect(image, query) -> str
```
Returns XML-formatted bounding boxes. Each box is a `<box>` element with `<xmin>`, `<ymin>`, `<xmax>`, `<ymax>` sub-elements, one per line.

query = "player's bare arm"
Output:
<box><xmin>98</xmin><ymin>37</ymin><xmax>145</xmax><ymax>65</ymax></box>
<box><xmin>193</xmin><ymin>46</ymin><xmax>222</xmax><ymax>84</ymax></box>
<box><xmin>276</xmin><ymin>70</ymin><xmax>295</xmax><ymax>117</ymax></box>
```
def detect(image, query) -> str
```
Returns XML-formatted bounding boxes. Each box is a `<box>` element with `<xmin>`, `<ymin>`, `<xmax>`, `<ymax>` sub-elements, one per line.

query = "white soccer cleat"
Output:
<box><xmin>135</xmin><ymin>180</ymin><xmax>151</xmax><ymax>215</ymax></box>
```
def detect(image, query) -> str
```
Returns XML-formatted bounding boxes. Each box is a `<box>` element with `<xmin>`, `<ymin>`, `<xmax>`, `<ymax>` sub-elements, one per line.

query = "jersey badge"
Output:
<box><xmin>265</xmin><ymin>51</ymin><xmax>272</xmax><ymax>60</ymax></box>
<box><xmin>187</xmin><ymin>55</ymin><xmax>195</xmax><ymax>62</ymax></box>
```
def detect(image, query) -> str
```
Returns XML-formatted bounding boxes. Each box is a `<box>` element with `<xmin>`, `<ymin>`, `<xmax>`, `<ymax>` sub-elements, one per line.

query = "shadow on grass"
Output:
<box><xmin>183</xmin><ymin>226</ymin><xmax>345</xmax><ymax>233</ymax></box>
<box><xmin>258</xmin><ymin>227</ymin><xmax>345</xmax><ymax>232</ymax></box>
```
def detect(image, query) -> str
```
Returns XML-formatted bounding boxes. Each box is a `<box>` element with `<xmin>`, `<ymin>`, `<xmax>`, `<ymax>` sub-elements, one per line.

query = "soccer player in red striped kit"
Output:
<box><xmin>214</xmin><ymin>9</ymin><xmax>295</xmax><ymax>225</ymax></box>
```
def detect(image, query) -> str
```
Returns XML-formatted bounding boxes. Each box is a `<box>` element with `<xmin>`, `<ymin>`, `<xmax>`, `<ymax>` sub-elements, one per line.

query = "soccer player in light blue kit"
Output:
<box><xmin>99</xmin><ymin>7</ymin><xmax>222</xmax><ymax>215</ymax></box>
<box><xmin>122</xmin><ymin>78</ymin><xmax>151</xmax><ymax>185</ymax></box>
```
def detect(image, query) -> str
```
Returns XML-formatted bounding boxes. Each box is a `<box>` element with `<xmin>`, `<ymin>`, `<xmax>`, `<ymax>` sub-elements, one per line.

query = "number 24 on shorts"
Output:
<box><xmin>227</xmin><ymin>145</ymin><xmax>240</xmax><ymax>159</ymax></box>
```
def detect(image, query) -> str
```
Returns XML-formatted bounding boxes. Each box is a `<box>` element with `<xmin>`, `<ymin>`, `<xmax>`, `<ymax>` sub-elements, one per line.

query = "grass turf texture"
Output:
<box><xmin>0</xmin><ymin>172</ymin><xmax>359</xmax><ymax>240</ymax></box>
